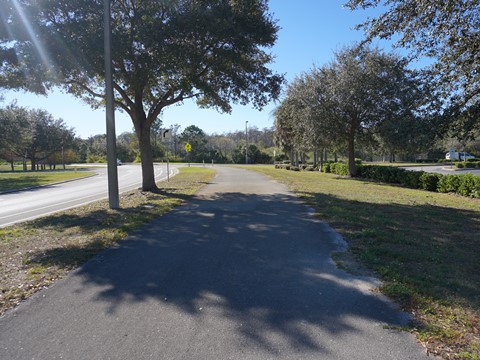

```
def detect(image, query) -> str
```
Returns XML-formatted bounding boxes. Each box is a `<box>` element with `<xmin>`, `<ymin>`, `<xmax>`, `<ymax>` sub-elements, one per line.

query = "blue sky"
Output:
<box><xmin>2</xmin><ymin>1</ymin><xmax>392</xmax><ymax>139</ymax></box>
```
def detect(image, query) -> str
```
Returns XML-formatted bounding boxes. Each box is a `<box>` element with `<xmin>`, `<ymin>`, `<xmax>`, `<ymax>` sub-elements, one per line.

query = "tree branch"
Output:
<box><xmin>64</xmin><ymin>80</ymin><xmax>104</xmax><ymax>98</ymax></box>
<box><xmin>113</xmin><ymin>82</ymin><xmax>135</xmax><ymax>109</ymax></box>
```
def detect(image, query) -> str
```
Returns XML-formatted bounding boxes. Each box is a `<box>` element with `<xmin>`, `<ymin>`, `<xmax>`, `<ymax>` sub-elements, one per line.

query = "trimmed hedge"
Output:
<box><xmin>455</xmin><ymin>161</ymin><xmax>480</xmax><ymax>168</ymax></box>
<box><xmin>330</xmin><ymin>162</ymin><xmax>348</xmax><ymax>176</ymax></box>
<box><xmin>275</xmin><ymin>162</ymin><xmax>479</xmax><ymax>198</ymax></box>
<box><xmin>419</xmin><ymin>172</ymin><xmax>443</xmax><ymax>191</ymax></box>
<box><xmin>437</xmin><ymin>174</ymin><xmax>461</xmax><ymax>194</ymax></box>
<box><xmin>357</xmin><ymin>165</ymin><xmax>479</xmax><ymax>198</ymax></box>
<box><xmin>457</xmin><ymin>174</ymin><xmax>480</xmax><ymax>198</ymax></box>
<box><xmin>318</xmin><ymin>162</ymin><xmax>349</xmax><ymax>175</ymax></box>
<box><xmin>357</xmin><ymin>165</ymin><xmax>409</xmax><ymax>184</ymax></box>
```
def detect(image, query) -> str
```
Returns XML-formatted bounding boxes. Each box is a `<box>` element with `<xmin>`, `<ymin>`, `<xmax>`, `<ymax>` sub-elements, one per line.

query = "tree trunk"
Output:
<box><xmin>319</xmin><ymin>148</ymin><xmax>324</xmax><ymax>172</ymax></box>
<box><xmin>347</xmin><ymin>132</ymin><xmax>356</xmax><ymax>177</ymax></box>
<box><xmin>313</xmin><ymin>146</ymin><xmax>318</xmax><ymax>167</ymax></box>
<box><xmin>136</xmin><ymin>124</ymin><xmax>158</xmax><ymax>191</ymax></box>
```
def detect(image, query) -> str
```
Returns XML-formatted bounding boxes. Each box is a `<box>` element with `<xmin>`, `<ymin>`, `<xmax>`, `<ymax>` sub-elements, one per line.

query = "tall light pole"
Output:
<box><xmin>245</xmin><ymin>120</ymin><xmax>248</xmax><ymax>165</ymax></box>
<box><xmin>104</xmin><ymin>0</ymin><xmax>119</xmax><ymax>209</ymax></box>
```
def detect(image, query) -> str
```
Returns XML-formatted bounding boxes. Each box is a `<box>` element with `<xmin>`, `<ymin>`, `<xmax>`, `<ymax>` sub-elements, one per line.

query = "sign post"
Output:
<box><xmin>185</xmin><ymin>143</ymin><xmax>192</xmax><ymax>167</ymax></box>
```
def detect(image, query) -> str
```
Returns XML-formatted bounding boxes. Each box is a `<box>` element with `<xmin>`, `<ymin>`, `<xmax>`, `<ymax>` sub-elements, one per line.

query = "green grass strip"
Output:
<box><xmin>0</xmin><ymin>170</ymin><xmax>95</xmax><ymax>192</ymax></box>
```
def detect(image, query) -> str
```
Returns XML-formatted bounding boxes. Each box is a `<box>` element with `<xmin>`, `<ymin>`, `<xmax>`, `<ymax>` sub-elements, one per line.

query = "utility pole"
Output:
<box><xmin>104</xmin><ymin>0</ymin><xmax>119</xmax><ymax>209</ymax></box>
<box><xmin>245</xmin><ymin>120</ymin><xmax>248</xmax><ymax>165</ymax></box>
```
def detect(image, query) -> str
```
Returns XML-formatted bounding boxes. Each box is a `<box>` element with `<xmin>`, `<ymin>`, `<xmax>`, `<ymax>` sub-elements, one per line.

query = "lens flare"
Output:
<box><xmin>10</xmin><ymin>0</ymin><xmax>54</xmax><ymax>71</ymax></box>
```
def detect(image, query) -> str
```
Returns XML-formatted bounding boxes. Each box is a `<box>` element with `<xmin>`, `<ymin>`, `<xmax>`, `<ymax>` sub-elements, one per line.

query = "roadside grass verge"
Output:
<box><xmin>248</xmin><ymin>165</ymin><xmax>480</xmax><ymax>359</ymax></box>
<box><xmin>0</xmin><ymin>167</ymin><xmax>215</xmax><ymax>315</ymax></box>
<box><xmin>0</xmin><ymin>170</ymin><xmax>95</xmax><ymax>192</ymax></box>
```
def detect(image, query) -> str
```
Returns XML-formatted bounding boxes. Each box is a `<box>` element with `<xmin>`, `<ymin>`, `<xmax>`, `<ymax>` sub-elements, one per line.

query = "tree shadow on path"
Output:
<box><xmin>71</xmin><ymin>191</ymin><xmax>424</xmax><ymax>358</ymax></box>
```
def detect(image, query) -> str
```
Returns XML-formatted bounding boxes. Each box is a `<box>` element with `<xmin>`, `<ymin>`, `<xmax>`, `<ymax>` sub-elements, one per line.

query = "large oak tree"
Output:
<box><xmin>274</xmin><ymin>45</ymin><xmax>425</xmax><ymax>176</ymax></box>
<box><xmin>1</xmin><ymin>0</ymin><xmax>283</xmax><ymax>190</ymax></box>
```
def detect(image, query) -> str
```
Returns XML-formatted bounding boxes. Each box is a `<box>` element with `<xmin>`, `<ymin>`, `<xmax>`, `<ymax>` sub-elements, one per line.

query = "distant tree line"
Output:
<box><xmin>176</xmin><ymin>124</ymin><xmax>275</xmax><ymax>164</ymax></box>
<box><xmin>0</xmin><ymin>104</ymin><xmax>277</xmax><ymax>170</ymax></box>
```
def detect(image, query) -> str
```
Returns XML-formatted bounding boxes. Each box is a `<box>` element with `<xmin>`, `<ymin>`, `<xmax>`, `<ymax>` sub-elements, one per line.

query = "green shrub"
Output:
<box><xmin>458</xmin><ymin>174</ymin><xmax>480</xmax><ymax>198</ymax></box>
<box><xmin>437</xmin><ymin>175</ymin><xmax>461</xmax><ymax>193</ymax></box>
<box><xmin>357</xmin><ymin>165</ymin><xmax>478</xmax><ymax>198</ymax></box>
<box><xmin>86</xmin><ymin>155</ymin><xmax>107</xmax><ymax>163</ymax></box>
<box><xmin>330</xmin><ymin>162</ymin><xmax>348</xmax><ymax>176</ymax></box>
<box><xmin>290</xmin><ymin>166</ymin><xmax>300</xmax><ymax>171</ymax></box>
<box><xmin>322</xmin><ymin>163</ymin><xmax>331</xmax><ymax>173</ymax></box>
<box><xmin>456</xmin><ymin>162</ymin><xmax>465</xmax><ymax>169</ymax></box>
<box><xmin>401</xmin><ymin>170</ymin><xmax>424</xmax><ymax>189</ymax></box>
<box><xmin>357</xmin><ymin>165</ymin><xmax>406</xmax><ymax>184</ymax></box>
<box><xmin>357</xmin><ymin>165</ymin><xmax>426</xmax><ymax>189</ymax></box>
<box><xmin>474</xmin><ymin>176</ymin><xmax>480</xmax><ymax>198</ymax></box>
<box><xmin>419</xmin><ymin>172</ymin><xmax>443</xmax><ymax>191</ymax></box>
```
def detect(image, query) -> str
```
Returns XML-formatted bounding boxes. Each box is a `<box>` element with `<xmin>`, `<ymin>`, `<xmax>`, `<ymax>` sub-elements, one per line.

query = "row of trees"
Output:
<box><xmin>0</xmin><ymin>101</ymin><xmax>277</xmax><ymax>169</ymax></box>
<box><xmin>0</xmin><ymin>104</ymin><xmax>76</xmax><ymax>170</ymax></box>
<box><xmin>274</xmin><ymin>0</ymin><xmax>480</xmax><ymax>175</ymax></box>
<box><xmin>175</xmin><ymin>125</ymin><xmax>275</xmax><ymax>164</ymax></box>
<box><xmin>273</xmin><ymin>45</ymin><xmax>437</xmax><ymax>175</ymax></box>
<box><xmin>85</xmin><ymin>124</ymin><xmax>276</xmax><ymax>165</ymax></box>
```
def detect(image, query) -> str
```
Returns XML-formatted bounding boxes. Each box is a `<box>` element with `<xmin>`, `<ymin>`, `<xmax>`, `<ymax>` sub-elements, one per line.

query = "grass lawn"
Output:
<box><xmin>0</xmin><ymin>170</ymin><xmax>95</xmax><ymax>192</ymax></box>
<box><xmin>248</xmin><ymin>165</ymin><xmax>480</xmax><ymax>359</ymax></box>
<box><xmin>0</xmin><ymin>167</ymin><xmax>215</xmax><ymax>316</ymax></box>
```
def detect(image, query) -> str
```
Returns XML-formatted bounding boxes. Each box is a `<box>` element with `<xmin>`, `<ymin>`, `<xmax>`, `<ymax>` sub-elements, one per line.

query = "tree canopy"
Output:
<box><xmin>1</xmin><ymin>0</ymin><xmax>283</xmax><ymax>190</ymax></box>
<box><xmin>345</xmin><ymin>0</ymin><xmax>479</xmax><ymax>128</ymax></box>
<box><xmin>274</xmin><ymin>45</ymin><xmax>426</xmax><ymax>174</ymax></box>
<box><xmin>0</xmin><ymin>104</ymin><xmax>75</xmax><ymax>170</ymax></box>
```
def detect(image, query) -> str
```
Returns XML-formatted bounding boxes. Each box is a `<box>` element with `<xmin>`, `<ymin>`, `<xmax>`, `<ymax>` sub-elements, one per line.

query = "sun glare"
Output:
<box><xmin>11</xmin><ymin>0</ymin><xmax>54</xmax><ymax>71</ymax></box>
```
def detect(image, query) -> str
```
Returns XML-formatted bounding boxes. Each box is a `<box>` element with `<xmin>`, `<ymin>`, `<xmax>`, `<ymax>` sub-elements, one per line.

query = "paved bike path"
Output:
<box><xmin>0</xmin><ymin>167</ymin><xmax>428</xmax><ymax>359</ymax></box>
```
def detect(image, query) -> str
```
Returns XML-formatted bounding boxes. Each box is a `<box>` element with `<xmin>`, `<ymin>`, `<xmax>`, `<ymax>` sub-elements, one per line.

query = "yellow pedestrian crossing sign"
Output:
<box><xmin>185</xmin><ymin>143</ymin><xmax>192</xmax><ymax>152</ymax></box>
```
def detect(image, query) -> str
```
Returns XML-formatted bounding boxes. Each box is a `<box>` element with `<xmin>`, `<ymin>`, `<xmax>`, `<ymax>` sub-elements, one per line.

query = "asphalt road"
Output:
<box><xmin>402</xmin><ymin>165</ymin><xmax>480</xmax><ymax>176</ymax></box>
<box><xmin>0</xmin><ymin>163</ymin><xmax>178</xmax><ymax>228</ymax></box>
<box><xmin>0</xmin><ymin>167</ymin><xmax>429</xmax><ymax>359</ymax></box>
